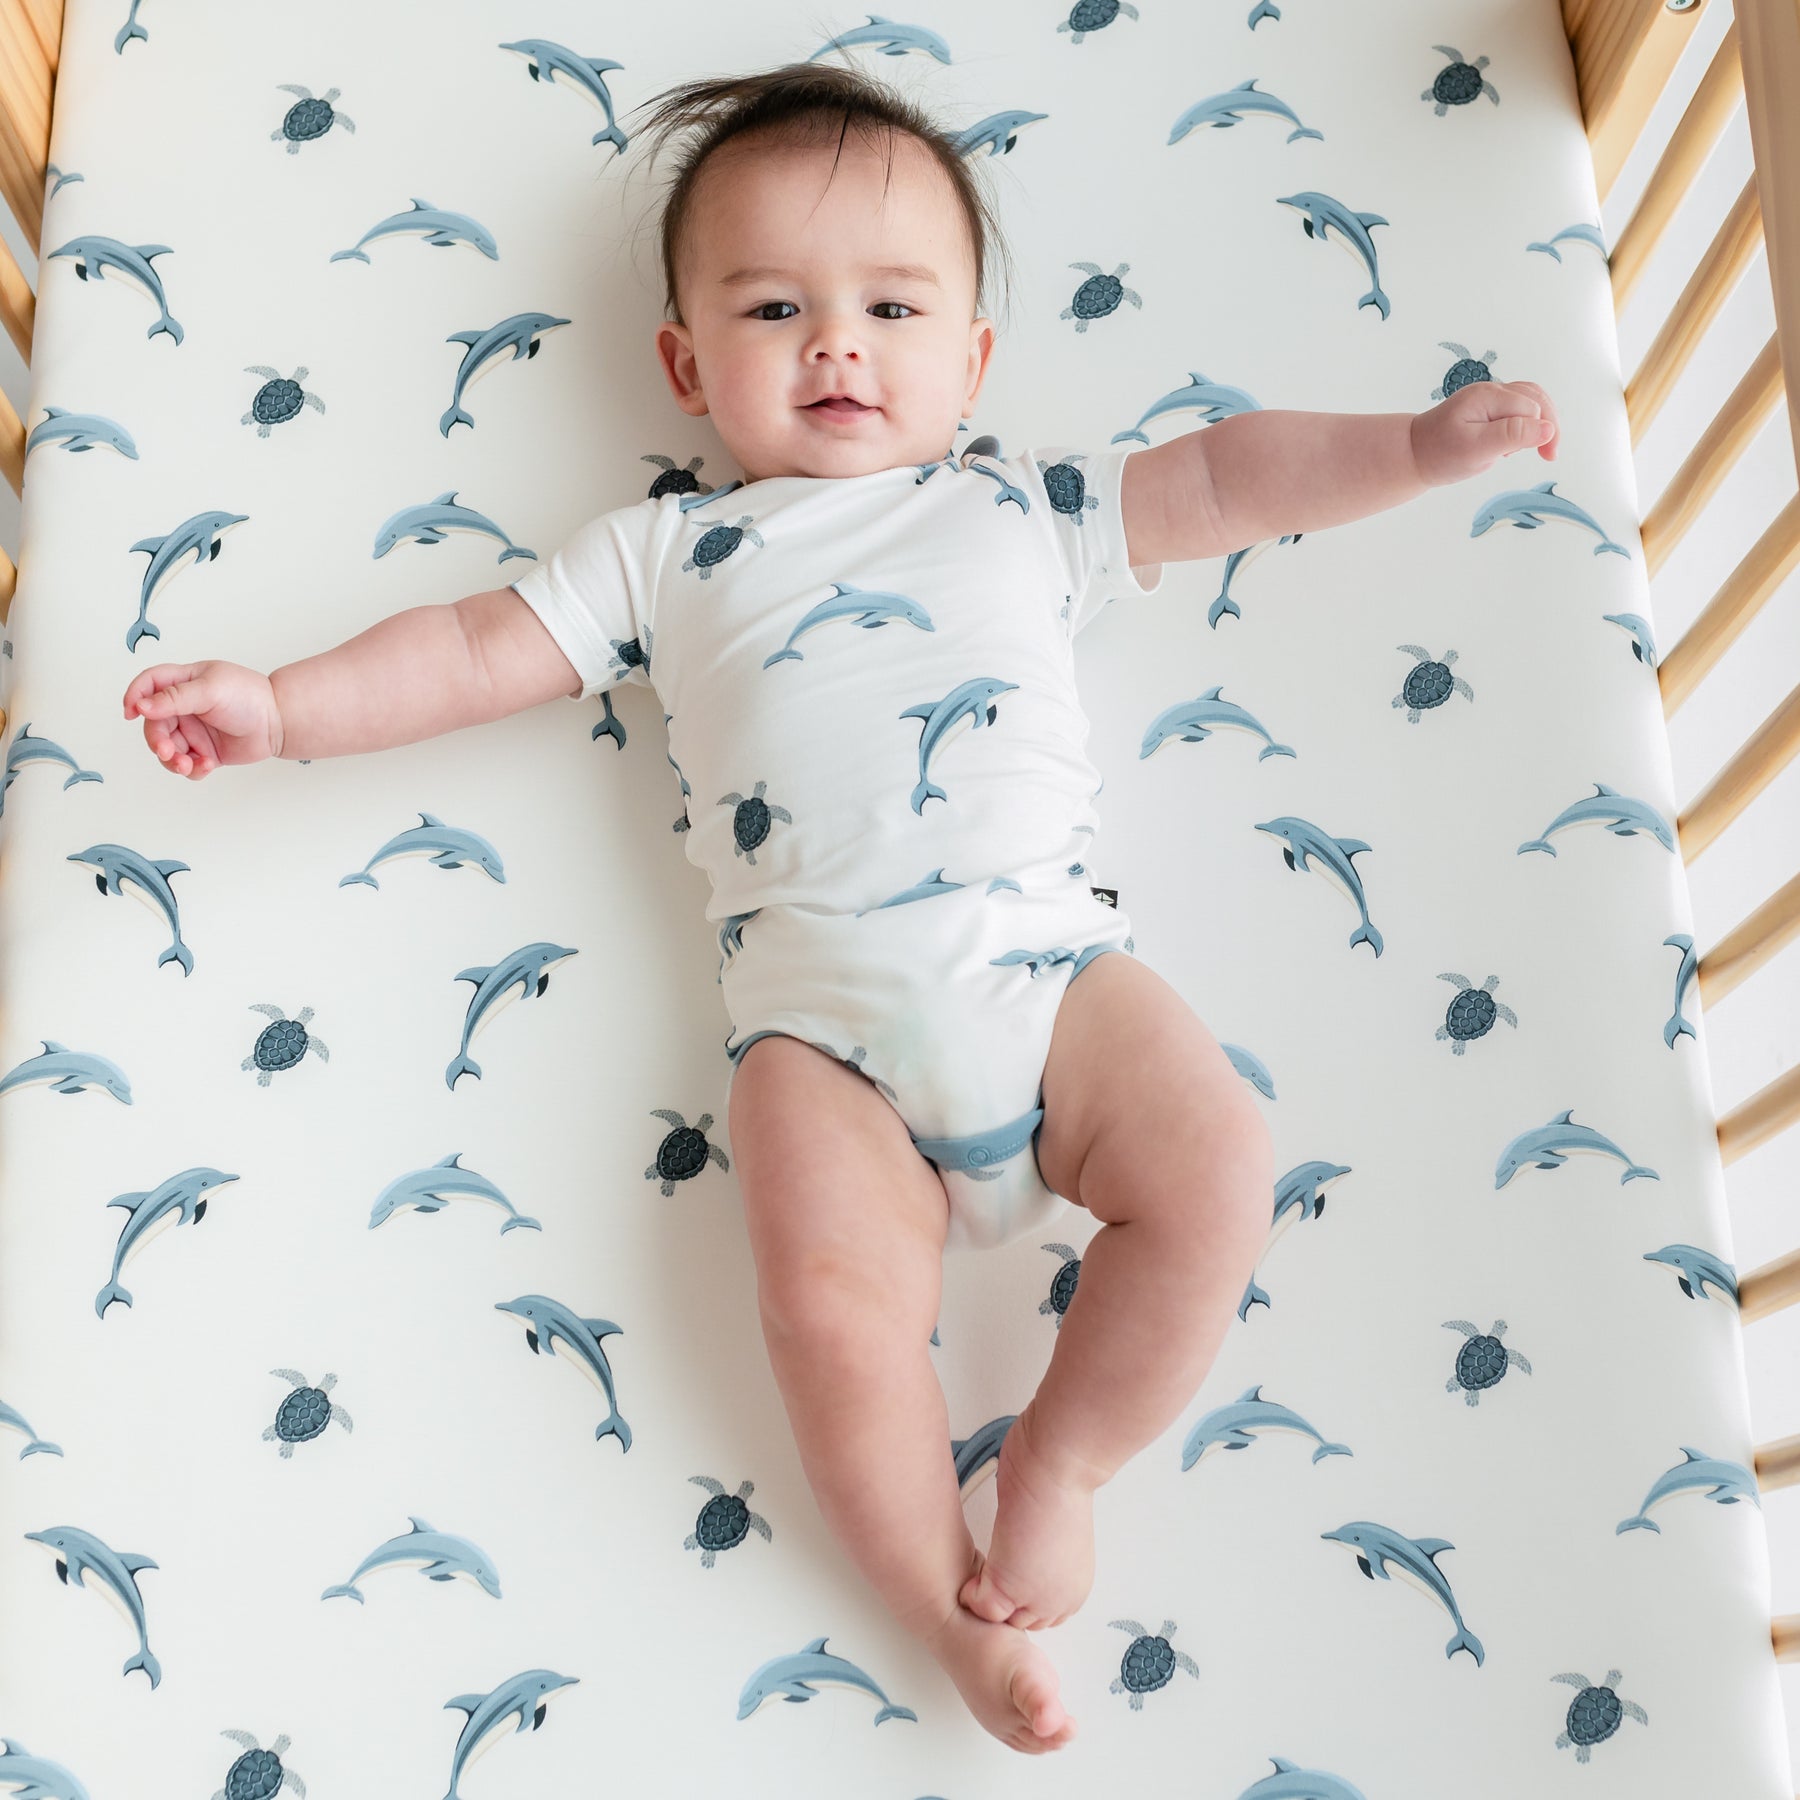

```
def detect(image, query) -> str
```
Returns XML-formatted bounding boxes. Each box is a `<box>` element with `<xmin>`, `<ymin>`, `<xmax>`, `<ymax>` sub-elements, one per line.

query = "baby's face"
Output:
<box><xmin>655</xmin><ymin>132</ymin><xmax>995</xmax><ymax>483</ymax></box>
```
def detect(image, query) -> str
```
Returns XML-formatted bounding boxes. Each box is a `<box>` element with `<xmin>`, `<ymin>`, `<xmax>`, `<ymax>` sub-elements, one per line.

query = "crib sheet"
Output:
<box><xmin>1</xmin><ymin>0</ymin><xmax>1790</xmax><ymax>1794</ymax></box>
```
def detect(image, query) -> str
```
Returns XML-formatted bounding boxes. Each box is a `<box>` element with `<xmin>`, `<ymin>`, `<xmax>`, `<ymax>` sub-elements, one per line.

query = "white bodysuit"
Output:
<box><xmin>509</xmin><ymin>438</ymin><xmax>1165</xmax><ymax>1252</ymax></box>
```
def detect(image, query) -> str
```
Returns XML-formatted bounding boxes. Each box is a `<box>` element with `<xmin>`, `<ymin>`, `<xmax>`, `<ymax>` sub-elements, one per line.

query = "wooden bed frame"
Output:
<box><xmin>0</xmin><ymin>0</ymin><xmax>1796</xmax><ymax>1731</ymax></box>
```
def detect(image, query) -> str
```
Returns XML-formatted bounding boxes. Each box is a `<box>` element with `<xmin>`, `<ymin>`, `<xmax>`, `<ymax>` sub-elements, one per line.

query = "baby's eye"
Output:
<box><xmin>748</xmin><ymin>301</ymin><xmax>914</xmax><ymax>322</ymax></box>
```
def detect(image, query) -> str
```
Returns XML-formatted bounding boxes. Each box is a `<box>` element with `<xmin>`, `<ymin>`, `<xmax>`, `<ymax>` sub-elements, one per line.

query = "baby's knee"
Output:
<box><xmin>757</xmin><ymin>1245</ymin><xmax>937</xmax><ymax>1354</ymax></box>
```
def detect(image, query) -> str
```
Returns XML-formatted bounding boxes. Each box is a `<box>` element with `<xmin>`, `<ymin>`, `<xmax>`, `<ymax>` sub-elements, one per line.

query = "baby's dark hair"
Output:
<box><xmin>621</xmin><ymin>58</ymin><xmax>1017</xmax><ymax>334</ymax></box>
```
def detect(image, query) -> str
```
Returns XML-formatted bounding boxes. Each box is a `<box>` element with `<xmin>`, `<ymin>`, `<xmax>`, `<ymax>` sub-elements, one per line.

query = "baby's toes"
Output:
<box><xmin>959</xmin><ymin>1556</ymin><xmax>1021</xmax><ymax>1625</ymax></box>
<box><xmin>1008</xmin><ymin>1658</ymin><xmax>1070</xmax><ymax>1741</ymax></box>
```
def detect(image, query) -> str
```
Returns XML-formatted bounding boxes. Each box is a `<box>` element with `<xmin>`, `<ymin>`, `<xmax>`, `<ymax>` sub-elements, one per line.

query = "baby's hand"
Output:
<box><xmin>123</xmin><ymin>661</ymin><xmax>283</xmax><ymax>778</ymax></box>
<box><xmin>1411</xmin><ymin>379</ymin><xmax>1559</xmax><ymax>488</ymax></box>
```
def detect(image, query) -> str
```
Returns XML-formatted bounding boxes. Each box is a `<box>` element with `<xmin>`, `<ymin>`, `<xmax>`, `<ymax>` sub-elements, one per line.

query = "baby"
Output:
<box><xmin>119</xmin><ymin>63</ymin><xmax>1558</xmax><ymax>1756</ymax></box>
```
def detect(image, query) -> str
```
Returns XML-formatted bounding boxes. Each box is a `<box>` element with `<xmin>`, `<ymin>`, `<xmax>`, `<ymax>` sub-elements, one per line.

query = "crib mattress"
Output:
<box><xmin>1</xmin><ymin>0</ymin><xmax>1789</xmax><ymax>1793</ymax></box>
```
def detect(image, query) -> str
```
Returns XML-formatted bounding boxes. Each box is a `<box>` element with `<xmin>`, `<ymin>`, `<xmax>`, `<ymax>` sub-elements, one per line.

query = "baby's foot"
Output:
<box><xmin>960</xmin><ymin>1410</ymin><xmax>1095</xmax><ymax>1630</ymax></box>
<box><xmin>922</xmin><ymin>1598</ymin><xmax>1077</xmax><ymax>1753</ymax></box>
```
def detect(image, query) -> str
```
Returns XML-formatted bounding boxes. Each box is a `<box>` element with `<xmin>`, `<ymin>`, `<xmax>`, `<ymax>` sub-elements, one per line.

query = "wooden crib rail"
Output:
<box><xmin>1569</xmin><ymin>0</ymin><xmax>1800</xmax><ymax>1697</ymax></box>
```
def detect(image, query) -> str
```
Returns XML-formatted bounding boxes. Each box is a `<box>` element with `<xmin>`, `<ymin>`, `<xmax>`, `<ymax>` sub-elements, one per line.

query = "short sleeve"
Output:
<box><xmin>1013</xmin><ymin>443</ymin><xmax>1165</xmax><ymax>637</ymax></box>
<box><xmin>508</xmin><ymin>498</ymin><xmax>660</xmax><ymax>700</ymax></box>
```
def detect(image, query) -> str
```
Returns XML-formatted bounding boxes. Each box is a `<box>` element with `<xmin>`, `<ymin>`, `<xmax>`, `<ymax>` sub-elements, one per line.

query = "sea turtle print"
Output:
<box><xmin>642</xmin><ymin>453</ymin><xmax>716</xmax><ymax>500</ymax></box>
<box><xmin>685</xmin><ymin>1476</ymin><xmax>773</xmax><ymax>1569</ymax></box>
<box><xmin>1551</xmin><ymin>1668</ymin><xmax>1649</xmax><ymax>1763</ymax></box>
<box><xmin>1433</xmin><ymin>341</ymin><xmax>1497</xmax><ymax>400</ymax></box>
<box><xmin>682</xmin><ymin>514</ymin><xmax>765</xmax><ymax>579</ymax></box>
<box><xmin>1061</xmin><ymin>262</ymin><xmax>1142</xmax><ymax>332</ymax></box>
<box><xmin>717</xmin><ymin>779</ymin><xmax>793</xmax><ymax>866</ymax></box>
<box><xmin>1423</xmin><ymin>45</ymin><xmax>1499</xmax><ymax>114</ymax></box>
<box><xmin>1443</xmin><ymin>1319</ymin><xmax>1532</xmax><ymax>1405</ymax></box>
<box><xmin>645</xmin><ymin>1110</ymin><xmax>730</xmax><ymax>1198</ymax></box>
<box><xmin>270</xmin><ymin>84</ymin><xmax>355</xmax><ymax>151</ymax></box>
<box><xmin>1436</xmin><ymin>972</ymin><xmax>1518</xmax><ymax>1053</ymax></box>
<box><xmin>241</xmin><ymin>1003</ymin><xmax>329</xmax><ymax>1085</ymax></box>
<box><xmin>1038</xmin><ymin>453</ymin><xmax>1100</xmax><ymax>528</ymax></box>
<box><xmin>242</xmin><ymin>366</ymin><xmax>325</xmax><ymax>437</ymax></box>
<box><xmin>1392</xmin><ymin>644</ymin><xmax>1473</xmax><ymax>722</ymax></box>
<box><xmin>1056</xmin><ymin>0</ymin><xmax>1142</xmax><ymax>46</ymax></box>
<box><xmin>213</xmin><ymin>1728</ymin><xmax>305</xmax><ymax>1799</ymax></box>
<box><xmin>263</xmin><ymin>1368</ymin><xmax>353</xmax><ymax>1457</ymax></box>
<box><xmin>1108</xmin><ymin>1617</ymin><xmax>1200</xmax><ymax>1710</ymax></box>
<box><xmin>1038</xmin><ymin>1242</ymin><xmax>1083</xmax><ymax>1329</ymax></box>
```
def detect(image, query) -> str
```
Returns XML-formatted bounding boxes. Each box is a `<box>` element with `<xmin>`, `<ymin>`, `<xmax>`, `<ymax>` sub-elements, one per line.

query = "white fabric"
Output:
<box><xmin>0</xmin><ymin>0</ymin><xmax>1788</xmax><ymax>1794</ymax></box>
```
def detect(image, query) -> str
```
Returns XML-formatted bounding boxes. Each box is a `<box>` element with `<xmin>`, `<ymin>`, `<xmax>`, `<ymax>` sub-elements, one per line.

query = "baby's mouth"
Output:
<box><xmin>806</xmin><ymin>397</ymin><xmax>874</xmax><ymax>414</ymax></box>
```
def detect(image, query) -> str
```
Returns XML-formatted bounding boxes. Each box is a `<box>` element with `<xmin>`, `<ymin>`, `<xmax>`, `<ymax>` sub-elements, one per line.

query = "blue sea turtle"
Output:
<box><xmin>1057</xmin><ymin>0</ymin><xmax>1141</xmax><ymax>45</ymax></box>
<box><xmin>1038</xmin><ymin>454</ymin><xmax>1100</xmax><ymax>528</ymax></box>
<box><xmin>270</xmin><ymin>84</ymin><xmax>355</xmax><ymax>152</ymax></box>
<box><xmin>1432</xmin><ymin>341</ymin><xmax>1497</xmax><ymax>400</ymax></box>
<box><xmin>264</xmin><ymin>1368</ymin><xmax>353</xmax><ymax>1457</ymax></box>
<box><xmin>1423</xmin><ymin>46</ymin><xmax>1499</xmax><ymax>114</ymax></box>
<box><xmin>717</xmin><ymin>779</ymin><xmax>792</xmax><ymax>866</ymax></box>
<box><xmin>1108</xmin><ymin>1618</ymin><xmax>1199</xmax><ymax>1710</ymax></box>
<box><xmin>645</xmin><ymin>1109</ymin><xmax>730</xmax><ymax>1198</ymax></box>
<box><xmin>1392</xmin><ymin>644</ymin><xmax>1473</xmax><ymax>722</ymax></box>
<box><xmin>1435</xmin><ymin>972</ymin><xmax>1517</xmax><ymax>1054</ymax></box>
<box><xmin>1061</xmin><ymin>262</ymin><xmax>1142</xmax><ymax>333</ymax></box>
<box><xmin>1551</xmin><ymin>1668</ymin><xmax>1648</xmax><ymax>1763</ymax></box>
<box><xmin>213</xmin><ymin>1728</ymin><xmax>304</xmax><ymax>1800</ymax></box>
<box><xmin>242</xmin><ymin>367</ymin><xmax>325</xmax><ymax>438</ymax></box>
<box><xmin>1038</xmin><ymin>1242</ymin><xmax>1083</xmax><ymax>1330</ymax></box>
<box><xmin>642</xmin><ymin>453</ymin><xmax>715</xmax><ymax>500</ymax></box>
<box><xmin>242</xmin><ymin>1003</ymin><xmax>329</xmax><ymax>1086</ymax></box>
<box><xmin>1443</xmin><ymin>1319</ymin><xmax>1531</xmax><ymax>1406</ymax></box>
<box><xmin>682</xmin><ymin>515</ymin><xmax>764</xmax><ymax>578</ymax></box>
<box><xmin>685</xmin><ymin>1475</ymin><xmax>773</xmax><ymax>1569</ymax></box>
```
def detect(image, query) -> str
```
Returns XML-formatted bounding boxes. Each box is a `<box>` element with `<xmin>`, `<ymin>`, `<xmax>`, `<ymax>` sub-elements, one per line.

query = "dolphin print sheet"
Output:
<box><xmin>0</xmin><ymin>0</ymin><xmax>1790</xmax><ymax>1795</ymax></box>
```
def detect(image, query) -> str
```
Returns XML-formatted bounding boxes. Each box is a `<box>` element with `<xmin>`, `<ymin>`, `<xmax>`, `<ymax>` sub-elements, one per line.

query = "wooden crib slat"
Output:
<box><xmin>1563</xmin><ymin>0</ymin><xmax>1714</xmax><ymax>205</ymax></box>
<box><xmin>1739</xmin><ymin>1243</ymin><xmax>1800</xmax><ymax>1325</ymax></box>
<box><xmin>1738</xmin><ymin>0</ymin><xmax>1800</xmax><ymax>483</ymax></box>
<box><xmin>1660</xmin><ymin>491</ymin><xmax>1800</xmax><ymax>716</ymax></box>
<box><xmin>1758</xmin><ymin>1431</ymin><xmax>1800</xmax><ymax>1493</ymax></box>
<box><xmin>1625</xmin><ymin>174</ymin><xmax>1764</xmax><ymax>448</ymax></box>
<box><xmin>1677</xmin><ymin>671</ymin><xmax>1800</xmax><ymax>864</ymax></box>
<box><xmin>1716</xmin><ymin>1059</ymin><xmax>1800</xmax><ymax>1168</ymax></box>
<box><xmin>0</xmin><ymin>372</ymin><xmax>22</xmax><ymax>498</ymax></box>
<box><xmin>1642</xmin><ymin>334</ymin><xmax>1783</xmax><ymax>580</ymax></box>
<box><xmin>0</xmin><ymin>0</ymin><xmax>53</xmax><ymax>255</ymax></box>
<box><xmin>1773</xmin><ymin>1613</ymin><xmax>1799</xmax><ymax>1664</ymax></box>
<box><xmin>0</xmin><ymin>539</ymin><xmax>14</xmax><ymax>624</ymax></box>
<box><xmin>1608</xmin><ymin>20</ymin><xmax>1743</xmax><ymax>317</ymax></box>
<box><xmin>1697</xmin><ymin>868</ymin><xmax>1800</xmax><ymax>1012</ymax></box>
<box><xmin>0</xmin><ymin>221</ymin><xmax>31</xmax><ymax>364</ymax></box>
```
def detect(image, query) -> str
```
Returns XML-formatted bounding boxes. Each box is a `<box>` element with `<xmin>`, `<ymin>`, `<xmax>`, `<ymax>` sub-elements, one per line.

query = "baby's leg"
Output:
<box><xmin>963</xmin><ymin>952</ymin><xmax>1275</xmax><ymax>1629</ymax></box>
<box><xmin>728</xmin><ymin>1035</ymin><xmax>1078</xmax><ymax>1753</ymax></box>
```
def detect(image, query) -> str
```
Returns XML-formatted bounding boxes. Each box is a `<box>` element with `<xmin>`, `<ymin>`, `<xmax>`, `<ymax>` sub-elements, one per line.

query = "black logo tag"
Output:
<box><xmin>1090</xmin><ymin>886</ymin><xmax>1119</xmax><ymax>908</ymax></box>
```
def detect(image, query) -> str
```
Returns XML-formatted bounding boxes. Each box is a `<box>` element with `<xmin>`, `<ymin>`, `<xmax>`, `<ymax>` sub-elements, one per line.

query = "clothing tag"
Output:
<box><xmin>1090</xmin><ymin>886</ymin><xmax>1119</xmax><ymax>908</ymax></box>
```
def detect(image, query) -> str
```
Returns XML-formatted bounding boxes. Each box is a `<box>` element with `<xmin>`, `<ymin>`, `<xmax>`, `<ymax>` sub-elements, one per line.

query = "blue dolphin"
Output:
<box><xmin>26</xmin><ymin>405</ymin><xmax>138</xmax><ymax>458</ymax></box>
<box><xmin>495</xmin><ymin>1294</ymin><xmax>631</xmax><ymax>1450</ymax></box>
<box><xmin>441</xmin><ymin>1669</ymin><xmax>580</xmax><ymax>1799</ymax></box>
<box><xmin>1617</xmin><ymin>1446</ymin><xmax>1761</xmax><ymax>1534</ymax></box>
<box><xmin>46</xmin><ymin>235</ymin><xmax>182</xmax><ymax>342</ymax></box>
<box><xmin>1517</xmin><ymin>781</ymin><xmax>1674</xmax><ymax>856</ymax></box>
<box><xmin>1321</xmin><ymin>1520</ymin><xmax>1484</xmax><ymax>1663</ymax></box>
<box><xmin>1170</xmin><ymin>79</ymin><xmax>1324</xmax><ymax>144</ymax></box>
<box><xmin>1494</xmin><ymin>1107</ymin><xmax>1658</xmax><ymax>1188</ymax></box>
<box><xmin>500</xmin><ymin>41</ymin><xmax>629</xmax><ymax>153</ymax></box>
<box><xmin>24</xmin><ymin>1524</ymin><xmax>162</xmax><ymax>1685</ymax></box>
<box><xmin>331</xmin><ymin>198</ymin><xmax>498</xmax><ymax>264</ymax></box>
<box><xmin>0</xmin><ymin>1039</ymin><xmax>132</xmax><ymax>1104</ymax></box>
<box><xmin>1275</xmin><ymin>192</ymin><xmax>1390</xmax><ymax>318</ymax></box>
<box><xmin>447</xmin><ymin>941</ymin><xmax>577</xmax><ymax>1088</ymax></box>
<box><xmin>737</xmin><ymin>1634</ymin><xmax>919</xmax><ymax>1723</ymax></box>
<box><xmin>900</xmin><ymin>677</ymin><xmax>1019</xmax><ymax>812</ymax></box>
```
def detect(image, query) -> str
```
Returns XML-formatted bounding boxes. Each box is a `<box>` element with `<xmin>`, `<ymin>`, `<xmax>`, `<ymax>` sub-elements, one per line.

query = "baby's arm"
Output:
<box><xmin>1189</xmin><ymin>380</ymin><xmax>1560</xmax><ymax>552</ymax></box>
<box><xmin>270</xmin><ymin>586</ymin><xmax>579</xmax><ymax>760</ymax></box>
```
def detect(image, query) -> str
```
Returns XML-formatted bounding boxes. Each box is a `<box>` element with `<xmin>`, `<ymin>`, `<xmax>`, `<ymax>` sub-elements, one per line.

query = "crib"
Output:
<box><xmin>0</xmin><ymin>0</ymin><xmax>1795</xmax><ymax>1793</ymax></box>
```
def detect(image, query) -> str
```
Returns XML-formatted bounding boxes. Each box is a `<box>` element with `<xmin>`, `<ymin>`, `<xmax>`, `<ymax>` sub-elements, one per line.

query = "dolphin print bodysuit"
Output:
<box><xmin>509</xmin><ymin>438</ymin><xmax>1165</xmax><ymax>1252</ymax></box>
